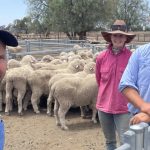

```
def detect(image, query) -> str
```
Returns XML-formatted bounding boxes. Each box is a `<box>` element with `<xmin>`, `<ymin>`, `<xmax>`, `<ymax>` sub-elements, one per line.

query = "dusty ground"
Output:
<box><xmin>1</xmin><ymin>107</ymin><xmax>106</xmax><ymax>150</ymax></box>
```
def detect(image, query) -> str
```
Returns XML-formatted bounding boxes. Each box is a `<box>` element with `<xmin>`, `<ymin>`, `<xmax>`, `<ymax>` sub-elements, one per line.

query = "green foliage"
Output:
<box><xmin>113</xmin><ymin>0</ymin><xmax>150</xmax><ymax>30</ymax></box>
<box><xmin>6</xmin><ymin>0</ymin><xmax>150</xmax><ymax>37</ymax></box>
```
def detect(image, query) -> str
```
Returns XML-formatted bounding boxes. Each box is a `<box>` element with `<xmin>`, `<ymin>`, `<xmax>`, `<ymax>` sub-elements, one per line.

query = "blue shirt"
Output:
<box><xmin>119</xmin><ymin>43</ymin><xmax>150</xmax><ymax>114</ymax></box>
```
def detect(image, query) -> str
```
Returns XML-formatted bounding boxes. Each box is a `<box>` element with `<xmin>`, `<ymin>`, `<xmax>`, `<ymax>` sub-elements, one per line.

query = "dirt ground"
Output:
<box><xmin>1</xmin><ymin>107</ymin><xmax>106</xmax><ymax>150</ymax></box>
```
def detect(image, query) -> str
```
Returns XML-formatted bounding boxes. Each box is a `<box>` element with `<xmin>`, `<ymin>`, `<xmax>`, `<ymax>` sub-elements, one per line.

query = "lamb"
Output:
<box><xmin>47</xmin><ymin>61</ymin><xmax>96</xmax><ymax>116</ymax></box>
<box><xmin>48</xmin><ymin>74</ymin><xmax>98</xmax><ymax>130</ymax></box>
<box><xmin>27</xmin><ymin>59</ymin><xmax>85</xmax><ymax>114</ymax></box>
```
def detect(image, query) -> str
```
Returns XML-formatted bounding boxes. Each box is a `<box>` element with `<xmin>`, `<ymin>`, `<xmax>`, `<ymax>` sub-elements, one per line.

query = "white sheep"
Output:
<box><xmin>41</xmin><ymin>55</ymin><xmax>54</xmax><ymax>63</ymax></box>
<box><xmin>7</xmin><ymin>59</ymin><xmax>21</xmax><ymax>69</ymax></box>
<box><xmin>7</xmin><ymin>45</ymin><xmax>23</xmax><ymax>53</ymax></box>
<box><xmin>47</xmin><ymin>62</ymin><xmax>96</xmax><ymax>116</ymax></box>
<box><xmin>27</xmin><ymin>59</ymin><xmax>85</xmax><ymax>114</ymax></box>
<box><xmin>4</xmin><ymin>55</ymin><xmax>37</xmax><ymax>115</ymax></box>
<box><xmin>48</xmin><ymin>74</ymin><xmax>98</xmax><ymax>130</ymax></box>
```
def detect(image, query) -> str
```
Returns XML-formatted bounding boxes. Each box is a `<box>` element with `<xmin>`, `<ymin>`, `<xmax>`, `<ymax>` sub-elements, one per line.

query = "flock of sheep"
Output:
<box><xmin>0</xmin><ymin>44</ymin><xmax>100</xmax><ymax>130</ymax></box>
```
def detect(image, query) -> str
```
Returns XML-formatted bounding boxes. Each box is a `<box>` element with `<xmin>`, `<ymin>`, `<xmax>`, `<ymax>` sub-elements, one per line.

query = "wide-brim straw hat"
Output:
<box><xmin>101</xmin><ymin>20</ymin><xmax>136</xmax><ymax>43</ymax></box>
<box><xmin>0</xmin><ymin>30</ymin><xmax>18</xmax><ymax>47</ymax></box>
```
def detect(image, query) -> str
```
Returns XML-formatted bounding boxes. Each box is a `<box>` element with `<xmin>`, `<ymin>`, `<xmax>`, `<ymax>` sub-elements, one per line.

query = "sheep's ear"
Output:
<box><xmin>75</xmin><ymin>65</ymin><xmax>79</xmax><ymax>68</ymax></box>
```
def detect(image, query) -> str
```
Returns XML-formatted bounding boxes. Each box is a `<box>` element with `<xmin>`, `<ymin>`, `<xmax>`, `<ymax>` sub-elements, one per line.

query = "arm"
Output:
<box><xmin>122</xmin><ymin>87</ymin><xmax>150</xmax><ymax>115</ymax></box>
<box><xmin>95</xmin><ymin>54</ymin><xmax>102</xmax><ymax>87</ymax></box>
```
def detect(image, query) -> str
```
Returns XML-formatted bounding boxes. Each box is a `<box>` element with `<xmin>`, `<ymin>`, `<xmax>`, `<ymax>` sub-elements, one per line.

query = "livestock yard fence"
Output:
<box><xmin>7</xmin><ymin>39</ymin><xmax>145</xmax><ymax>60</ymax></box>
<box><xmin>115</xmin><ymin>122</ymin><xmax>150</xmax><ymax>150</ymax></box>
<box><xmin>7</xmin><ymin>39</ymin><xmax>108</xmax><ymax>59</ymax></box>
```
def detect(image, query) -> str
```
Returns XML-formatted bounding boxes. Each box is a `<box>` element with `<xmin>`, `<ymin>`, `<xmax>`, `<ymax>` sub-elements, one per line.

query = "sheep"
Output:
<box><xmin>53</xmin><ymin>59</ymin><xmax>85</xmax><ymax>74</ymax></box>
<box><xmin>7</xmin><ymin>45</ymin><xmax>23</xmax><ymax>53</ymax></box>
<box><xmin>49</xmin><ymin>59</ymin><xmax>63</xmax><ymax>65</ymax></box>
<box><xmin>7</xmin><ymin>59</ymin><xmax>21</xmax><ymax>69</ymax></box>
<box><xmin>0</xmin><ymin>59</ymin><xmax>22</xmax><ymax>111</ymax></box>
<box><xmin>5</xmin><ymin>65</ymin><xmax>34</xmax><ymax>115</ymax></box>
<box><xmin>4</xmin><ymin>55</ymin><xmax>37</xmax><ymax>115</ymax></box>
<box><xmin>31</xmin><ymin>61</ymin><xmax>68</xmax><ymax>70</ymax></box>
<box><xmin>27</xmin><ymin>59</ymin><xmax>85</xmax><ymax>114</ymax></box>
<box><xmin>68</xmin><ymin>55</ymin><xmax>82</xmax><ymax>62</ymax></box>
<box><xmin>48</xmin><ymin>74</ymin><xmax>98</xmax><ymax>130</ymax></box>
<box><xmin>59</xmin><ymin>52</ymin><xmax>68</xmax><ymax>56</ymax></box>
<box><xmin>47</xmin><ymin>61</ymin><xmax>96</xmax><ymax>116</ymax></box>
<box><xmin>20</xmin><ymin>55</ymin><xmax>38</xmax><ymax>65</ymax></box>
<box><xmin>41</xmin><ymin>55</ymin><xmax>54</xmax><ymax>62</ymax></box>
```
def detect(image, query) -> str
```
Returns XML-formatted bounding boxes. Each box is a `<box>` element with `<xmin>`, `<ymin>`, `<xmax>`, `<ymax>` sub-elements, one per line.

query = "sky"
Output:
<box><xmin>0</xmin><ymin>0</ymin><xmax>150</xmax><ymax>27</ymax></box>
<box><xmin>0</xmin><ymin>0</ymin><xmax>27</xmax><ymax>26</ymax></box>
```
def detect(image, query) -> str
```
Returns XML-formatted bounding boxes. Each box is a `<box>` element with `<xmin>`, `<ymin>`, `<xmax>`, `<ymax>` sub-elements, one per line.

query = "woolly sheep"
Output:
<box><xmin>7</xmin><ymin>59</ymin><xmax>21</xmax><ymax>69</ymax></box>
<box><xmin>7</xmin><ymin>45</ymin><xmax>23</xmax><ymax>53</ymax></box>
<box><xmin>48</xmin><ymin>74</ymin><xmax>98</xmax><ymax>130</ymax></box>
<box><xmin>47</xmin><ymin>62</ymin><xmax>96</xmax><ymax>116</ymax></box>
<box><xmin>20</xmin><ymin>55</ymin><xmax>38</xmax><ymax>65</ymax></box>
<box><xmin>41</xmin><ymin>55</ymin><xmax>54</xmax><ymax>62</ymax></box>
<box><xmin>27</xmin><ymin>59</ymin><xmax>85</xmax><ymax>114</ymax></box>
<box><xmin>5</xmin><ymin>55</ymin><xmax>37</xmax><ymax>115</ymax></box>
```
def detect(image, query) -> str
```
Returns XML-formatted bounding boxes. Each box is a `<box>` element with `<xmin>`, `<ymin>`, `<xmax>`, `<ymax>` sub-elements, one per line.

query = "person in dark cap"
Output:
<box><xmin>0</xmin><ymin>30</ymin><xmax>18</xmax><ymax>80</ymax></box>
<box><xmin>95</xmin><ymin>20</ymin><xmax>135</xmax><ymax>150</ymax></box>
<box><xmin>0</xmin><ymin>30</ymin><xmax>18</xmax><ymax>150</ymax></box>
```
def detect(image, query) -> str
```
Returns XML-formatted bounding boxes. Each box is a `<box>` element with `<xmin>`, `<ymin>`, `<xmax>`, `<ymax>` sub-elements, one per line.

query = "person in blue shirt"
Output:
<box><xmin>119</xmin><ymin>43</ymin><xmax>150</xmax><ymax>125</ymax></box>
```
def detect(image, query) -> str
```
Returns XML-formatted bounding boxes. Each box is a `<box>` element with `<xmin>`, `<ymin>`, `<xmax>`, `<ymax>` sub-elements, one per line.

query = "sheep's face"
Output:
<box><xmin>41</xmin><ymin>55</ymin><xmax>54</xmax><ymax>62</ymax></box>
<box><xmin>84</xmin><ymin>62</ymin><xmax>96</xmax><ymax>73</ymax></box>
<box><xmin>74</xmin><ymin>61</ymin><xmax>84</xmax><ymax>71</ymax></box>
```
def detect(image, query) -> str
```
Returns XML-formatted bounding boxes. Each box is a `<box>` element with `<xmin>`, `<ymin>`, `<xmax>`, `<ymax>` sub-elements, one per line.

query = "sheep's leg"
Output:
<box><xmin>31</xmin><ymin>90</ymin><xmax>41</xmax><ymax>114</ymax></box>
<box><xmin>58</xmin><ymin>103</ymin><xmax>70</xmax><ymax>130</ymax></box>
<box><xmin>17</xmin><ymin>90</ymin><xmax>26</xmax><ymax>116</ymax></box>
<box><xmin>23</xmin><ymin>90</ymin><xmax>31</xmax><ymax>111</ymax></box>
<box><xmin>80</xmin><ymin>106</ymin><xmax>88</xmax><ymax>118</ymax></box>
<box><xmin>47</xmin><ymin>93</ymin><xmax>53</xmax><ymax>116</ymax></box>
<box><xmin>54</xmin><ymin>100</ymin><xmax>60</xmax><ymax>126</ymax></box>
<box><xmin>5</xmin><ymin>81</ymin><xmax>13</xmax><ymax>115</ymax></box>
<box><xmin>90</xmin><ymin>104</ymin><xmax>97</xmax><ymax>124</ymax></box>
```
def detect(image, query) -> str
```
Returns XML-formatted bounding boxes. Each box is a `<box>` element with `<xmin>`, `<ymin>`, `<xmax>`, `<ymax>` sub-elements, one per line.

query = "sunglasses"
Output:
<box><xmin>111</xmin><ymin>25</ymin><xmax>127</xmax><ymax>32</ymax></box>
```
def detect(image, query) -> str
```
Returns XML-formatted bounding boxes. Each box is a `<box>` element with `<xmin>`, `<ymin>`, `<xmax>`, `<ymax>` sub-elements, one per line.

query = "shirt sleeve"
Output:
<box><xmin>119</xmin><ymin>49</ymin><xmax>140</xmax><ymax>92</ymax></box>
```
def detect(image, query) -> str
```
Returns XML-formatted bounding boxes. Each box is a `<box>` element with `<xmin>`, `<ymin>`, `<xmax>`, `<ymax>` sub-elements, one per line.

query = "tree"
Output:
<box><xmin>25</xmin><ymin>0</ymin><xmax>114</xmax><ymax>40</ymax></box>
<box><xmin>113</xmin><ymin>0</ymin><xmax>150</xmax><ymax>30</ymax></box>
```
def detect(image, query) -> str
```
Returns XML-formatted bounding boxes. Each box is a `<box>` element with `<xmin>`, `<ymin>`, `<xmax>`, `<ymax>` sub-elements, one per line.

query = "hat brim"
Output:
<box><xmin>101</xmin><ymin>30</ymin><xmax>136</xmax><ymax>43</ymax></box>
<box><xmin>0</xmin><ymin>30</ymin><xmax>18</xmax><ymax>47</ymax></box>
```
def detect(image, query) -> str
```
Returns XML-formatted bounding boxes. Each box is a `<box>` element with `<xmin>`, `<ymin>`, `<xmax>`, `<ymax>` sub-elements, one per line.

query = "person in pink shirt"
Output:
<box><xmin>95</xmin><ymin>20</ymin><xmax>136</xmax><ymax>150</ymax></box>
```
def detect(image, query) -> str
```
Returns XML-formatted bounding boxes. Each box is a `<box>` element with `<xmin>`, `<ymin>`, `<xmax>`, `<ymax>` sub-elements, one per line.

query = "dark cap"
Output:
<box><xmin>0</xmin><ymin>30</ymin><xmax>18</xmax><ymax>47</ymax></box>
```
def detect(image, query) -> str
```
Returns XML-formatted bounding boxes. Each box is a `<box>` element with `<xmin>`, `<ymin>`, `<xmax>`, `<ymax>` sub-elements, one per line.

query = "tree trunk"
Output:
<box><xmin>77</xmin><ymin>31</ymin><xmax>87</xmax><ymax>40</ymax></box>
<box><xmin>65</xmin><ymin>32</ymin><xmax>78</xmax><ymax>40</ymax></box>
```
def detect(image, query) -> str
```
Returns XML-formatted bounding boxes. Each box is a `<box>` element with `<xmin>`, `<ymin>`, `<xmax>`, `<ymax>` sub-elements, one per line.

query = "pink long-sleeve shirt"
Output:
<box><xmin>95</xmin><ymin>45</ymin><xmax>131</xmax><ymax>114</ymax></box>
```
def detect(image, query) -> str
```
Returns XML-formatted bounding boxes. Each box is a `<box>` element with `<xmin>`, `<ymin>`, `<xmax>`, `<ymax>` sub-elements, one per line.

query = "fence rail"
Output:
<box><xmin>7</xmin><ymin>39</ymin><xmax>147</xmax><ymax>60</ymax></box>
<box><xmin>115</xmin><ymin>122</ymin><xmax>150</xmax><ymax>150</ymax></box>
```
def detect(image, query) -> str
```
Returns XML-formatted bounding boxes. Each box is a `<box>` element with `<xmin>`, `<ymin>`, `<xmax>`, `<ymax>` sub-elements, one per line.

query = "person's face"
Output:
<box><xmin>0</xmin><ymin>41</ymin><xmax>7</xmax><ymax>81</ymax></box>
<box><xmin>111</xmin><ymin>34</ymin><xmax>127</xmax><ymax>49</ymax></box>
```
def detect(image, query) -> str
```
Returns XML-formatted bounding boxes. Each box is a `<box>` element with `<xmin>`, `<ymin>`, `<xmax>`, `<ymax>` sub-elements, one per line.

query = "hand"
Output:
<box><xmin>140</xmin><ymin>102</ymin><xmax>150</xmax><ymax>115</ymax></box>
<box><xmin>130</xmin><ymin>112</ymin><xmax>150</xmax><ymax>125</ymax></box>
